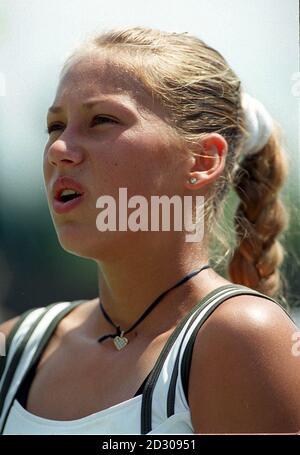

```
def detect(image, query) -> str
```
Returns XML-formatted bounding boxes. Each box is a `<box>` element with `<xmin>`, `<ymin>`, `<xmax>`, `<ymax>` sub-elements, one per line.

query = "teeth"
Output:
<box><xmin>61</xmin><ymin>189</ymin><xmax>79</xmax><ymax>197</ymax></box>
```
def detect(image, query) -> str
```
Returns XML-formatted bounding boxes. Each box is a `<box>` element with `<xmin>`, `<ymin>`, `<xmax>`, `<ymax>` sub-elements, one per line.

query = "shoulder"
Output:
<box><xmin>0</xmin><ymin>298</ymin><xmax>93</xmax><ymax>343</ymax></box>
<box><xmin>188</xmin><ymin>293</ymin><xmax>300</xmax><ymax>434</ymax></box>
<box><xmin>0</xmin><ymin>300</ymin><xmax>77</xmax><ymax>348</ymax></box>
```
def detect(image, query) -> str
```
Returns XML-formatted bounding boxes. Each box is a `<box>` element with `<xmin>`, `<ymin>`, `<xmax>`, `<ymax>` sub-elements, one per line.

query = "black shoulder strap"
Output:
<box><xmin>141</xmin><ymin>283</ymin><xmax>295</xmax><ymax>434</ymax></box>
<box><xmin>169</xmin><ymin>286</ymin><xmax>295</xmax><ymax>418</ymax></box>
<box><xmin>0</xmin><ymin>299</ymin><xmax>86</xmax><ymax>434</ymax></box>
<box><xmin>140</xmin><ymin>284</ymin><xmax>238</xmax><ymax>434</ymax></box>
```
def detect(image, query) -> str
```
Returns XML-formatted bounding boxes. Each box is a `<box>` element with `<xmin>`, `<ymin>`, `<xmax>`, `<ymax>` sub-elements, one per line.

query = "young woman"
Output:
<box><xmin>0</xmin><ymin>26</ymin><xmax>299</xmax><ymax>435</ymax></box>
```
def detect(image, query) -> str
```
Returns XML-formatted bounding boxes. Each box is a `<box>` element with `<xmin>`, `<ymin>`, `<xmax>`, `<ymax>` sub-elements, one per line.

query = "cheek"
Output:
<box><xmin>124</xmin><ymin>139</ymin><xmax>180</xmax><ymax>197</ymax></box>
<box><xmin>43</xmin><ymin>154</ymin><xmax>51</xmax><ymax>182</ymax></box>
<box><xmin>93</xmin><ymin>132</ymin><xmax>174</xmax><ymax>193</ymax></box>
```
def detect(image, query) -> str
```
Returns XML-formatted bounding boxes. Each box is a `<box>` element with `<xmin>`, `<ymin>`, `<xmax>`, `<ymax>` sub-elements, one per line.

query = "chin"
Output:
<box><xmin>55</xmin><ymin>223</ymin><xmax>126</xmax><ymax>261</ymax></box>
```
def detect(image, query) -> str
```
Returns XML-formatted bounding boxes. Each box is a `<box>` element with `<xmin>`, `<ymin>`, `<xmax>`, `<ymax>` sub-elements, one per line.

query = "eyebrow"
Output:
<box><xmin>47</xmin><ymin>98</ymin><xmax>135</xmax><ymax>115</ymax></box>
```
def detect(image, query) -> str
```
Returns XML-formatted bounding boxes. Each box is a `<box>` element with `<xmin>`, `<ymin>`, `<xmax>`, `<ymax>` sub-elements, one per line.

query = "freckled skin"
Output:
<box><xmin>44</xmin><ymin>56</ymin><xmax>192</xmax><ymax>260</ymax></box>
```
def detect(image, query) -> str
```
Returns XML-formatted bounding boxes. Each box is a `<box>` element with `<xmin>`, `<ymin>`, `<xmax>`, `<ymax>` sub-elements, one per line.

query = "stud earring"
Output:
<box><xmin>188</xmin><ymin>177</ymin><xmax>198</xmax><ymax>184</ymax></box>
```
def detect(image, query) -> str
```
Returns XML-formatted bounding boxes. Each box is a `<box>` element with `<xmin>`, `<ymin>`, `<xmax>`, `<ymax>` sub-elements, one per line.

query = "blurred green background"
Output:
<box><xmin>0</xmin><ymin>0</ymin><xmax>299</xmax><ymax>324</ymax></box>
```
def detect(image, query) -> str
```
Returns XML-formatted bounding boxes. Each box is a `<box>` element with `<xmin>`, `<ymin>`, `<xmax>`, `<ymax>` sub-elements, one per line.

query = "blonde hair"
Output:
<box><xmin>60</xmin><ymin>26</ymin><xmax>290</xmax><ymax>306</ymax></box>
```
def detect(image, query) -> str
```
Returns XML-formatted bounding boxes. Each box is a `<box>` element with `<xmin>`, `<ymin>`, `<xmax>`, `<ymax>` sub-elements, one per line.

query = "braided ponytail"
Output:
<box><xmin>229</xmin><ymin>123</ymin><xmax>289</xmax><ymax>306</ymax></box>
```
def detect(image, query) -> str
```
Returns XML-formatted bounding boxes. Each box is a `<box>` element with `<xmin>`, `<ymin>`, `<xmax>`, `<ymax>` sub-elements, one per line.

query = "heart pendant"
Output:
<box><xmin>113</xmin><ymin>335</ymin><xmax>128</xmax><ymax>350</ymax></box>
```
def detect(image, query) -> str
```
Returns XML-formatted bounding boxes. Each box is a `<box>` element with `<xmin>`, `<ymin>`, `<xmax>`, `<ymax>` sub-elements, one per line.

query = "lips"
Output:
<box><xmin>52</xmin><ymin>176</ymin><xmax>86</xmax><ymax>214</ymax></box>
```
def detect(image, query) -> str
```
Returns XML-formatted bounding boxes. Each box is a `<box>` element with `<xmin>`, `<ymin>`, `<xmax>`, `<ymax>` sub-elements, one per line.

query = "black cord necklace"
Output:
<box><xmin>97</xmin><ymin>263</ymin><xmax>210</xmax><ymax>350</ymax></box>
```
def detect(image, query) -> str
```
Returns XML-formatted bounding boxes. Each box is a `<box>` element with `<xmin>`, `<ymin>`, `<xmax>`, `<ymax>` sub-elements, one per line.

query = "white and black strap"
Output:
<box><xmin>0</xmin><ymin>300</ymin><xmax>86</xmax><ymax>434</ymax></box>
<box><xmin>140</xmin><ymin>284</ymin><xmax>239</xmax><ymax>434</ymax></box>
<box><xmin>170</xmin><ymin>285</ymin><xmax>293</xmax><ymax>417</ymax></box>
<box><xmin>140</xmin><ymin>284</ymin><xmax>293</xmax><ymax>434</ymax></box>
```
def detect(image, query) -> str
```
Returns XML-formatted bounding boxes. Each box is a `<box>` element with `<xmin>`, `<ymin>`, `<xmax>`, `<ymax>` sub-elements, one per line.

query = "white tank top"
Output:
<box><xmin>0</xmin><ymin>284</ymin><xmax>286</xmax><ymax>434</ymax></box>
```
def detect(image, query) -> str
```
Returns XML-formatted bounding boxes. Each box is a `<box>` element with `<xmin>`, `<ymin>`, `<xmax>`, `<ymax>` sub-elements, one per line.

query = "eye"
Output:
<box><xmin>45</xmin><ymin>123</ymin><xmax>63</xmax><ymax>134</ymax></box>
<box><xmin>91</xmin><ymin>115</ymin><xmax>118</xmax><ymax>126</ymax></box>
<box><xmin>45</xmin><ymin>115</ymin><xmax>118</xmax><ymax>135</ymax></box>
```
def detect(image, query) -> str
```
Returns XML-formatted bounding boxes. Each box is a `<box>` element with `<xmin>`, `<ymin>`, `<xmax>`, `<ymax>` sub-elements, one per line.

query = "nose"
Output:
<box><xmin>46</xmin><ymin>139</ymin><xmax>84</xmax><ymax>168</ymax></box>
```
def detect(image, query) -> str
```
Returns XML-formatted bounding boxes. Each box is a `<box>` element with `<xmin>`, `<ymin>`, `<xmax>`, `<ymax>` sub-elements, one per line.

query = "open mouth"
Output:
<box><xmin>58</xmin><ymin>189</ymin><xmax>83</xmax><ymax>203</ymax></box>
<box><xmin>52</xmin><ymin>177</ymin><xmax>85</xmax><ymax>214</ymax></box>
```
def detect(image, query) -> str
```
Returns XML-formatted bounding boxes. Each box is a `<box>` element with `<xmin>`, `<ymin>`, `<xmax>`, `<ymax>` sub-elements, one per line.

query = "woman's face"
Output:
<box><xmin>43</xmin><ymin>55</ymin><xmax>187</xmax><ymax>259</ymax></box>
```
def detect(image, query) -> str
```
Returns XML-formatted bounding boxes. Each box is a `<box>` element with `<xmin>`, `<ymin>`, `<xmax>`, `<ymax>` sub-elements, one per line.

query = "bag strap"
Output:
<box><xmin>0</xmin><ymin>299</ymin><xmax>86</xmax><ymax>434</ymax></box>
<box><xmin>140</xmin><ymin>284</ymin><xmax>239</xmax><ymax>434</ymax></box>
<box><xmin>168</xmin><ymin>285</ymin><xmax>295</xmax><ymax>418</ymax></box>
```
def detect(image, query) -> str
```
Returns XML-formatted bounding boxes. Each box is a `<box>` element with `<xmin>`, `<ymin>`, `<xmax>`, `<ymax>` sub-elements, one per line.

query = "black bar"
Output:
<box><xmin>0</xmin><ymin>434</ymin><xmax>299</xmax><ymax>453</ymax></box>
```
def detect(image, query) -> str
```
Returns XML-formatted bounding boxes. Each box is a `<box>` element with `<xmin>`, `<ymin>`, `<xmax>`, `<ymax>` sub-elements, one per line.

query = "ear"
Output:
<box><xmin>185</xmin><ymin>133</ymin><xmax>228</xmax><ymax>191</ymax></box>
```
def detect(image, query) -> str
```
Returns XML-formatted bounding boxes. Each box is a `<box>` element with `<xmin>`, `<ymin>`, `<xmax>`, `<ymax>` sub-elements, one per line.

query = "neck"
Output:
<box><xmin>95</xmin><ymin>236</ymin><xmax>210</xmax><ymax>334</ymax></box>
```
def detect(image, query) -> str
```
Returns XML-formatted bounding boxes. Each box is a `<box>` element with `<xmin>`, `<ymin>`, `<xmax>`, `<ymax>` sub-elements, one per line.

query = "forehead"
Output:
<box><xmin>52</xmin><ymin>54</ymin><xmax>165</xmax><ymax>118</ymax></box>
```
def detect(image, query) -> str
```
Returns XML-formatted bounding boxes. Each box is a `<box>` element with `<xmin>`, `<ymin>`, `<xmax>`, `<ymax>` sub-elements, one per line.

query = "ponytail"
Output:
<box><xmin>229</xmin><ymin>123</ymin><xmax>289</xmax><ymax>306</ymax></box>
